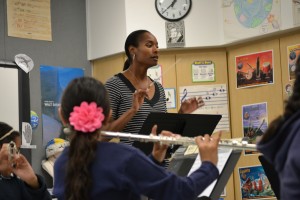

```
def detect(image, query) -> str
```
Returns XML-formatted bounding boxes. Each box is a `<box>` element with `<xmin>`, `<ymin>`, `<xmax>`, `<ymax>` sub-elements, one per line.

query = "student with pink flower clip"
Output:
<box><xmin>53</xmin><ymin>76</ymin><xmax>221</xmax><ymax>200</ymax></box>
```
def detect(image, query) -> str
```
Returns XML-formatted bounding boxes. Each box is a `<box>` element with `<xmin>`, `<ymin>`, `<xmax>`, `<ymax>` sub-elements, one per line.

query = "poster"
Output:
<box><xmin>223</xmin><ymin>0</ymin><xmax>280</xmax><ymax>42</ymax></box>
<box><xmin>7</xmin><ymin>0</ymin><xmax>52</xmax><ymax>41</ymax></box>
<box><xmin>236</xmin><ymin>50</ymin><xmax>274</xmax><ymax>88</ymax></box>
<box><xmin>179</xmin><ymin>84</ymin><xmax>230</xmax><ymax>132</ymax></box>
<box><xmin>239</xmin><ymin>165</ymin><xmax>276</xmax><ymax>200</ymax></box>
<box><xmin>192</xmin><ymin>60</ymin><xmax>215</xmax><ymax>82</ymax></box>
<box><xmin>40</xmin><ymin>66</ymin><xmax>84</xmax><ymax>145</ymax></box>
<box><xmin>164</xmin><ymin>88</ymin><xmax>176</xmax><ymax>109</ymax></box>
<box><xmin>165</xmin><ymin>21</ymin><xmax>185</xmax><ymax>48</ymax></box>
<box><xmin>242</xmin><ymin>102</ymin><xmax>268</xmax><ymax>155</ymax></box>
<box><xmin>287</xmin><ymin>44</ymin><xmax>300</xmax><ymax>80</ymax></box>
<box><xmin>147</xmin><ymin>65</ymin><xmax>162</xmax><ymax>84</ymax></box>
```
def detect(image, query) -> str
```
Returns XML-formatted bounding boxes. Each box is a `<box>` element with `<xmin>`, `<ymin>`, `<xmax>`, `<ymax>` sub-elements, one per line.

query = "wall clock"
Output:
<box><xmin>155</xmin><ymin>0</ymin><xmax>192</xmax><ymax>21</ymax></box>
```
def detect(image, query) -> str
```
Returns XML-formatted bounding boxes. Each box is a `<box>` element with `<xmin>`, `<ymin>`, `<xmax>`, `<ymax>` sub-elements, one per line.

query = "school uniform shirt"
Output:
<box><xmin>53</xmin><ymin>142</ymin><xmax>219</xmax><ymax>200</ymax></box>
<box><xmin>0</xmin><ymin>174</ymin><xmax>51</xmax><ymax>200</ymax></box>
<box><xmin>257</xmin><ymin>110</ymin><xmax>300</xmax><ymax>200</ymax></box>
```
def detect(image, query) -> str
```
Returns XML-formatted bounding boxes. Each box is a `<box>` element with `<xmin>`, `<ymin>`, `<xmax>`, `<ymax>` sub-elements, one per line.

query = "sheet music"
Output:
<box><xmin>179</xmin><ymin>84</ymin><xmax>230</xmax><ymax>132</ymax></box>
<box><xmin>187</xmin><ymin>148</ymin><xmax>232</xmax><ymax>197</ymax></box>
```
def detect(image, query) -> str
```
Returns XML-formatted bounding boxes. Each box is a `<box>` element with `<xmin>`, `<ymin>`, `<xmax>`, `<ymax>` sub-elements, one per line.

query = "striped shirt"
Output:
<box><xmin>105</xmin><ymin>73</ymin><xmax>169</xmax><ymax>167</ymax></box>
<box><xmin>105</xmin><ymin>73</ymin><xmax>167</xmax><ymax>136</ymax></box>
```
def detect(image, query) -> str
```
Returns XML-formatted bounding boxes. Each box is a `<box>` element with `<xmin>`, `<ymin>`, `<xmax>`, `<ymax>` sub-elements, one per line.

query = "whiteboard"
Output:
<box><xmin>0</xmin><ymin>67</ymin><xmax>19</xmax><ymax>131</ymax></box>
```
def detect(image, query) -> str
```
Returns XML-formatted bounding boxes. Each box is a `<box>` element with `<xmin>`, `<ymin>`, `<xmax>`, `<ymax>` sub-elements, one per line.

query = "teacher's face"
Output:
<box><xmin>134</xmin><ymin>32</ymin><xmax>159</xmax><ymax>67</ymax></box>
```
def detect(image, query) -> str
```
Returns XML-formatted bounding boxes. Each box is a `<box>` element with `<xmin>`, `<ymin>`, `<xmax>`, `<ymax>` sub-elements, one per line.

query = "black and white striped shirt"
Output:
<box><xmin>105</xmin><ymin>73</ymin><xmax>167</xmax><ymax>137</ymax></box>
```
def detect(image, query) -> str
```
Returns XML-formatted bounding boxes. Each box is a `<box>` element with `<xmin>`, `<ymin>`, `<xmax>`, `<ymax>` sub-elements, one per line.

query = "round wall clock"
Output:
<box><xmin>155</xmin><ymin>0</ymin><xmax>192</xmax><ymax>21</ymax></box>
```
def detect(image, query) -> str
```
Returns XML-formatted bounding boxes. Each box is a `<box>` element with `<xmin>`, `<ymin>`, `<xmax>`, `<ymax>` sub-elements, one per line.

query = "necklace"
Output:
<box><xmin>0</xmin><ymin>173</ymin><xmax>13</xmax><ymax>180</ymax></box>
<box><xmin>127</xmin><ymin>68</ymin><xmax>151</xmax><ymax>90</ymax></box>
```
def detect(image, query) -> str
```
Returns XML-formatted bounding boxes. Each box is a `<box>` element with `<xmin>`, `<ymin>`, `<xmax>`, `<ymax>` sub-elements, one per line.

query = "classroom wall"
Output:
<box><xmin>92</xmin><ymin>28</ymin><xmax>300</xmax><ymax>200</ymax></box>
<box><xmin>86</xmin><ymin>0</ymin><xmax>297</xmax><ymax>60</ymax></box>
<box><xmin>0</xmin><ymin>0</ymin><xmax>91</xmax><ymax>187</ymax></box>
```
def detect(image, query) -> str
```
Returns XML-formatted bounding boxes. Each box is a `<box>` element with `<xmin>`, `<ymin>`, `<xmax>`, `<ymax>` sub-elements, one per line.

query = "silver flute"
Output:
<box><xmin>100</xmin><ymin>131</ymin><xmax>257</xmax><ymax>151</ymax></box>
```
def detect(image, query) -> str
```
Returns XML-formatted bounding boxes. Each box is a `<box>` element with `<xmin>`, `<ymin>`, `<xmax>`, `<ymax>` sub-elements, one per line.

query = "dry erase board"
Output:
<box><xmin>0</xmin><ymin>63</ymin><xmax>30</xmax><ymax>132</ymax></box>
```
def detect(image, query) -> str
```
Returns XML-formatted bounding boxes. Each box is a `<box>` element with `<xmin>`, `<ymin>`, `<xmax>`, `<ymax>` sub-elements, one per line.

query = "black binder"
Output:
<box><xmin>133</xmin><ymin>112</ymin><xmax>222</xmax><ymax>155</ymax></box>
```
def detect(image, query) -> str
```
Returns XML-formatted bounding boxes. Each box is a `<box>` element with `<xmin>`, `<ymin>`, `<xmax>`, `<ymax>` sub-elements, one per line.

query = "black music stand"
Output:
<box><xmin>167</xmin><ymin>148</ymin><xmax>242</xmax><ymax>200</ymax></box>
<box><xmin>133</xmin><ymin>112</ymin><xmax>222</xmax><ymax>155</ymax></box>
<box><xmin>258</xmin><ymin>155</ymin><xmax>280</xmax><ymax>198</ymax></box>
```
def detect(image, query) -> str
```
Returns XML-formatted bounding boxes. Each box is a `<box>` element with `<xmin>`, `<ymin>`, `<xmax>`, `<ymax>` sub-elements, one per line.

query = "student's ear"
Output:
<box><xmin>103</xmin><ymin>109</ymin><xmax>112</xmax><ymax>125</ymax></box>
<box><xmin>58</xmin><ymin>107</ymin><xmax>67</xmax><ymax>126</ymax></box>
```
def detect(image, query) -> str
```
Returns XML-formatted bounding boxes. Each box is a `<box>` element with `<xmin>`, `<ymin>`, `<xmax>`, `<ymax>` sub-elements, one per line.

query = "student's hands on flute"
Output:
<box><xmin>151</xmin><ymin>125</ymin><xmax>181</xmax><ymax>163</ymax></box>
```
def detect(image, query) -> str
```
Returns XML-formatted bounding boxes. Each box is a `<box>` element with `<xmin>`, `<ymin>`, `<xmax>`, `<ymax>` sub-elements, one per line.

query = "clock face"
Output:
<box><xmin>155</xmin><ymin>0</ymin><xmax>192</xmax><ymax>21</ymax></box>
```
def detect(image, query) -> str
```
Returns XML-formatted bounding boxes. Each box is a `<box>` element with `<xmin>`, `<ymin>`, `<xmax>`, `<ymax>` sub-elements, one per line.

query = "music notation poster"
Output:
<box><xmin>179</xmin><ymin>84</ymin><xmax>230</xmax><ymax>132</ymax></box>
<box><xmin>239</xmin><ymin>165</ymin><xmax>276</xmax><ymax>200</ymax></box>
<box><xmin>242</xmin><ymin>102</ymin><xmax>268</xmax><ymax>155</ymax></box>
<box><xmin>287</xmin><ymin>44</ymin><xmax>300</xmax><ymax>81</ymax></box>
<box><xmin>7</xmin><ymin>0</ymin><xmax>52</xmax><ymax>41</ymax></box>
<box><xmin>236</xmin><ymin>50</ymin><xmax>274</xmax><ymax>89</ymax></box>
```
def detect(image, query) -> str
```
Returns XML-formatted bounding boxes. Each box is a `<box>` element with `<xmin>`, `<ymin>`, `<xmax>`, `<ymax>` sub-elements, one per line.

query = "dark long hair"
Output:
<box><xmin>123</xmin><ymin>30</ymin><xmax>150</xmax><ymax>71</ymax></box>
<box><xmin>261</xmin><ymin>56</ymin><xmax>300</xmax><ymax>142</ymax></box>
<box><xmin>60</xmin><ymin>77</ymin><xmax>110</xmax><ymax>200</ymax></box>
<box><xmin>0</xmin><ymin>122</ymin><xmax>20</xmax><ymax>148</ymax></box>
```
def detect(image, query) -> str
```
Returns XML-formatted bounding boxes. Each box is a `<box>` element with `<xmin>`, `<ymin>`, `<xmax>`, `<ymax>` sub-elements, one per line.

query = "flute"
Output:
<box><xmin>100</xmin><ymin>131</ymin><xmax>257</xmax><ymax>151</ymax></box>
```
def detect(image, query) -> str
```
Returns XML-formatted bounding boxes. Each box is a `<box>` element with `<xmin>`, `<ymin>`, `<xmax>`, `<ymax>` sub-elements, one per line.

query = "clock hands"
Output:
<box><xmin>162</xmin><ymin>0</ymin><xmax>177</xmax><ymax>14</ymax></box>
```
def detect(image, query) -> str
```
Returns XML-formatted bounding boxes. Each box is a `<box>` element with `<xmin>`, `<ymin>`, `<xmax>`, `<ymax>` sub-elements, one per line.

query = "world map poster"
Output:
<box><xmin>223</xmin><ymin>0</ymin><xmax>281</xmax><ymax>42</ymax></box>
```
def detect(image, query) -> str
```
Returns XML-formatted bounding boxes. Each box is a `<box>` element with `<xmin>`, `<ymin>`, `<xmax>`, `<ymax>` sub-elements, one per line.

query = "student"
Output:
<box><xmin>105</xmin><ymin>29</ymin><xmax>204</xmax><ymax>137</ymax></box>
<box><xmin>0</xmin><ymin>122</ymin><xmax>51</xmax><ymax>200</ymax></box>
<box><xmin>53</xmin><ymin>76</ymin><xmax>221</xmax><ymax>200</ymax></box>
<box><xmin>257</xmin><ymin>56</ymin><xmax>300</xmax><ymax>199</ymax></box>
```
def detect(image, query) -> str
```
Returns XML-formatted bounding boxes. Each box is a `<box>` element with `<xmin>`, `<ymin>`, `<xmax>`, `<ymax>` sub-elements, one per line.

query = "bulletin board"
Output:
<box><xmin>226</xmin><ymin>38</ymin><xmax>283</xmax><ymax>200</ymax></box>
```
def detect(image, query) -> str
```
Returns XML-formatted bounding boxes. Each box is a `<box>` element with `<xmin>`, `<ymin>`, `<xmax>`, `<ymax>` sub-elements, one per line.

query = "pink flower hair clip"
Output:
<box><xmin>69</xmin><ymin>101</ymin><xmax>105</xmax><ymax>133</ymax></box>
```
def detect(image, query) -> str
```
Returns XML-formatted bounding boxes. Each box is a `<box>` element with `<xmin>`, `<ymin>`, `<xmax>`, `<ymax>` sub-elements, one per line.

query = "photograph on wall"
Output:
<box><xmin>40</xmin><ymin>65</ymin><xmax>84</xmax><ymax>146</ymax></box>
<box><xmin>164</xmin><ymin>88</ymin><xmax>176</xmax><ymax>109</ymax></box>
<box><xmin>147</xmin><ymin>64</ymin><xmax>162</xmax><ymax>84</ymax></box>
<box><xmin>165</xmin><ymin>21</ymin><xmax>185</xmax><ymax>48</ymax></box>
<box><xmin>192</xmin><ymin>60</ymin><xmax>215</xmax><ymax>82</ymax></box>
<box><xmin>242</xmin><ymin>102</ymin><xmax>268</xmax><ymax>155</ymax></box>
<box><xmin>287</xmin><ymin>44</ymin><xmax>300</xmax><ymax>80</ymax></box>
<box><xmin>223</xmin><ymin>0</ymin><xmax>280</xmax><ymax>42</ymax></box>
<box><xmin>239</xmin><ymin>165</ymin><xmax>276</xmax><ymax>200</ymax></box>
<box><xmin>179</xmin><ymin>84</ymin><xmax>230</xmax><ymax>132</ymax></box>
<box><xmin>236</xmin><ymin>50</ymin><xmax>274</xmax><ymax>89</ymax></box>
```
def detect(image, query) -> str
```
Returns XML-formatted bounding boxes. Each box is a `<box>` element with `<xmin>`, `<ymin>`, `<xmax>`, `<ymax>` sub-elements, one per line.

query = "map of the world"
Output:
<box><xmin>234</xmin><ymin>0</ymin><xmax>273</xmax><ymax>28</ymax></box>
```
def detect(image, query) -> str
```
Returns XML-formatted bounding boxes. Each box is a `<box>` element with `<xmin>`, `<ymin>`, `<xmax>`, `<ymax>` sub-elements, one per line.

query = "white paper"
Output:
<box><xmin>179</xmin><ymin>84</ymin><xmax>230</xmax><ymax>132</ymax></box>
<box><xmin>187</xmin><ymin>148</ymin><xmax>232</xmax><ymax>197</ymax></box>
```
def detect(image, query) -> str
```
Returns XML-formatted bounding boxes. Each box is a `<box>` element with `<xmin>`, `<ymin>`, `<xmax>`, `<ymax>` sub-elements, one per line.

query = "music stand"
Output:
<box><xmin>167</xmin><ymin>148</ymin><xmax>242</xmax><ymax>200</ymax></box>
<box><xmin>133</xmin><ymin>112</ymin><xmax>222</xmax><ymax>155</ymax></box>
<box><xmin>258</xmin><ymin>155</ymin><xmax>280</xmax><ymax>198</ymax></box>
